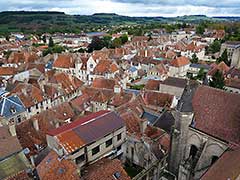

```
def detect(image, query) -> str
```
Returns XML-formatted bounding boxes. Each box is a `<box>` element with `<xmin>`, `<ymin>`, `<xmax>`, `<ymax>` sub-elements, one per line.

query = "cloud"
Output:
<box><xmin>0</xmin><ymin>0</ymin><xmax>239</xmax><ymax>17</ymax></box>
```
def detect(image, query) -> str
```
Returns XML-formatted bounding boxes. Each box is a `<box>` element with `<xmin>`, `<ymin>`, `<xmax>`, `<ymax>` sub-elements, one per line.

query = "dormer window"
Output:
<box><xmin>10</xmin><ymin>106</ymin><xmax>16</xmax><ymax>114</ymax></box>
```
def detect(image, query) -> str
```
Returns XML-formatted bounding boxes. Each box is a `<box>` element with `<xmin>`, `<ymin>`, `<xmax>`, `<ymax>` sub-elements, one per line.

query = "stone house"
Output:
<box><xmin>46</xmin><ymin>111</ymin><xmax>126</xmax><ymax>170</ymax></box>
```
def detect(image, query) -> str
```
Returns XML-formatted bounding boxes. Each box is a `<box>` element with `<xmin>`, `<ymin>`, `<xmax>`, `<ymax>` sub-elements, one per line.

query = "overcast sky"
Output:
<box><xmin>1</xmin><ymin>0</ymin><xmax>240</xmax><ymax>17</ymax></box>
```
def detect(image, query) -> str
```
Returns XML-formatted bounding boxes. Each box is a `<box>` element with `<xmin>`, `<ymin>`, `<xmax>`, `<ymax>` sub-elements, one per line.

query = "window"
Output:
<box><xmin>117</xmin><ymin>145</ymin><xmax>121</xmax><ymax>151</ymax></box>
<box><xmin>189</xmin><ymin>145</ymin><xmax>198</xmax><ymax>159</ymax></box>
<box><xmin>17</xmin><ymin>116</ymin><xmax>21</xmax><ymax>123</ymax></box>
<box><xmin>211</xmin><ymin>156</ymin><xmax>218</xmax><ymax>165</ymax></box>
<box><xmin>117</xmin><ymin>133</ymin><xmax>122</xmax><ymax>141</ymax></box>
<box><xmin>92</xmin><ymin>146</ymin><xmax>100</xmax><ymax>156</ymax></box>
<box><xmin>106</xmin><ymin>139</ymin><xmax>112</xmax><ymax>148</ymax></box>
<box><xmin>76</xmin><ymin>154</ymin><xmax>85</xmax><ymax>164</ymax></box>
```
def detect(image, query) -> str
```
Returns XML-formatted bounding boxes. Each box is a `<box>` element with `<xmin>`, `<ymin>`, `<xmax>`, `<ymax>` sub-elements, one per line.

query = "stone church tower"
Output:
<box><xmin>168</xmin><ymin>81</ymin><xmax>198</xmax><ymax>177</ymax></box>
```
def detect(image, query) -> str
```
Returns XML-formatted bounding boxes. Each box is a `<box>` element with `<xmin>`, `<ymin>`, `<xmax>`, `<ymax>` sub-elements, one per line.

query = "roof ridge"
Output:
<box><xmin>80</xmin><ymin>111</ymin><xmax>112</xmax><ymax>126</ymax></box>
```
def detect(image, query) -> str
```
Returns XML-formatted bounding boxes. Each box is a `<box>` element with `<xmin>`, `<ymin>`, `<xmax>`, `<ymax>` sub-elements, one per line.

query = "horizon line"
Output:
<box><xmin>1</xmin><ymin>10</ymin><xmax>240</xmax><ymax>18</ymax></box>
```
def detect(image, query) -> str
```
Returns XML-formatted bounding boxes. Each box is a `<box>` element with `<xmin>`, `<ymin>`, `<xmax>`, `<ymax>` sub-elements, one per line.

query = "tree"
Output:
<box><xmin>191</xmin><ymin>53</ymin><xmax>199</xmax><ymax>63</ymax></box>
<box><xmin>112</xmin><ymin>38</ymin><xmax>122</xmax><ymax>48</ymax></box>
<box><xmin>196</xmin><ymin>24</ymin><xmax>205</xmax><ymax>35</ymax></box>
<box><xmin>207</xmin><ymin>40</ymin><xmax>221</xmax><ymax>54</ymax></box>
<box><xmin>209</xmin><ymin>70</ymin><xmax>225</xmax><ymax>89</ymax></box>
<box><xmin>196</xmin><ymin>68</ymin><xmax>206</xmax><ymax>81</ymax></box>
<box><xmin>87</xmin><ymin>36</ymin><xmax>105</xmax><ymax>52</ymax></box>
<box><xmin>120</xmin><ymin>34</ymin><xmax>128</xmax><ymax>44</ymax></box>
<box><xmin>217</xmin><ymin>49</ymin><xmax>230</xmax><ymax>66</ymax></box>
<box><xmin>5</xmin><ymin>34</ymin><xmax>10</xmax><ymax>41</ymax></box>
<box><xmin>102</xmin><ymin>36</ymin><xmax>112</xmax><ymax>48</ymax></box>
<box><xmin>42</xmin><ymin>35</ymin><xmax>46</xmax><ymax>43</ymax></box>
<box><xmin>48</xmin><ymin>37</ymin><xmax>54</xmax><ymax>47</ymax></box>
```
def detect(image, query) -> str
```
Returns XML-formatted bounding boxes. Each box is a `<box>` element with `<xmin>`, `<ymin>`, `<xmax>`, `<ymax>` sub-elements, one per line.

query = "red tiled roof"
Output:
<box><xmin>170</xmin><ymin>56</ymin><xmax>190</xmax><ymax>67</ymax></box>
<box><xmin>0</xmin><ymin>67</ymin><xmax>17</xmax><ymax>76</ymax></box>
<box><xmin>57</xmin><ymin>130</ymin><xmax>85</xmax><ymax>154</ymax></box>
<box><xmin>92</xmin><ymin>78</ymin><xmax>117</xmax><ymax>90</ymax></box>
<box><xmin>11</xmin><ymin>83</ymin><xmax>44</xmax><ymax>108</ymax></box>
<box><xmin>36</xmin><ymin>151</ymin><xmax>79</xmax><ymax>180</ymax></box>
<box><xmin>93</xmin><ymin>60</ymin><xmax>118</xmax><ymax>74</ymax></box>
<box><xmin>82</xmin><ymin>158</ymin><xmax>131</xmax><ymax>180</ymax></box>
<box><xmin>208</xmin><ymin>62</ymin><xmax>230</xmax><ymax>76</ymax></box>
<box><xmin>142</xmin><ymin>91</ymin><xmax>174</xmax><ymax>108</ymax></box>
<box><xmin>53</xmin><ymin>54</ymin><xmax>75</xmax><ymax>69</ymax></box>
<box><xmin>120</xmin><ymin>111</ymin><xmax>143</xmax><ymax>138</ymax></box>
<box><xmin>193</xmin><ymin>86</ymin><xmax>240</xmax><ymax>145</ymax></box>
<box><xmin>145</xmin><ymin>80</ymin><xmax>161</xmax><ymax>91</ymax></box>
<box><xmin>201</xmin><ymin>148</ymin><xmax>240</xmax><ymax>180</ymax></box>
<box><xmin>0</xmin><ymin>126</ymin><xmax>22</xmax><ymax>159</ymax></box>
<box><xmin>47</xmin><ymin>110</ymin><xmax>110</xmax><ymax>136</ymax></box>
<box><xmin>51</xmin><ymin>72</ymin><xmax>83</xmax><ymax>94</ymax></box>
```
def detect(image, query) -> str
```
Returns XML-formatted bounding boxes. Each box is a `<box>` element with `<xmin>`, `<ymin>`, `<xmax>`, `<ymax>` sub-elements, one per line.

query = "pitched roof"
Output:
<box><xmin>208</xmin><ymin>62</ymin><xmax>230</xmax><ymax>76</ymax></box>
<box><xmin>192</xmin><ymin>86</ymin><xmax>240</xmax><ymax>145</ymax></box>
<box><xmin>36</xmin><ymin>151</ymin><xmax>79</xmax><ymax>180</ymax></box>
<box><xmin>153</xmin><ymin>111</ymin><xmax>175</xmax><ymax>133</ymax></box>
<box><xmin>170</xmin><ymin>56</ymin><xmax>190</xmax><ymax>67</ymax></box>
<box><xmin>82</xmin><ymin>158</ymin><xmax>130</xmax><ymax>180</ymax></box>
<box><xmin>161</xmin><ymin>77</ymin><xmax>187</xmax><ymax>88</ymax></box>
<box><xmin>93</xmin><ymin>60</ymin><xmax>119</xmax><ymax>74</ymax></box>
<box><xmin>0</xmin><ymin>126</ymin><xmax>22</xmax><ymax>159</ymax></box>
<box><xmin>53</xmin><ymin>54</ymin><xmax>75</xmax><ymax>69</ymax></box>
<box><xmin>50</xmin><ymin>72</ymin><xmax>83</xmax><ymax>94</ymax></box>
<box><xmin>142</xmin><ymin>91</ymin><xmax>174</xmax><ymax>108</ymax></box>
<box><xmin>92</xmin><ymin>78</ymin><xmax>117</xmax><ymax>90</ymax></box>
<box><xmin>11</xmin><ymin>83</ymin><xmax>44</xmax><ymax>108</ymax></box>
<box><xmin>47</xmin><ymin>111</ymin><xmax>125</xmax><ymax>153</ymax></box>
<box><xmin>201</xmin><ymin>148</ymin><xmax>240</xmax><ymax>180</ymax></box>
<box><xmin>145</xmin><ymin>80</ymin><xmax>161</xmax><ymax>91</ymax></box>
<box><xmin>0</xmin><ymin>94</ymin><xmax>26</xmax><ymax>118</ymax></box>
<box><xmin>0</xmin><ymin>67</ymin><xmax>17</xmax><ymax>76</ymax></box>
<box><xmin>226</xmin><ymin>67</ymin><xmax>240</xmax><ymax>79</ymax></box>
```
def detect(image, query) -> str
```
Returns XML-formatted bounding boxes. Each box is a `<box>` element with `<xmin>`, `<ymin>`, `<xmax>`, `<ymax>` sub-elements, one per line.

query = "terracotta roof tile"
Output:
<box><xmin>0</xmin><ymin>126</ymin><xmax>22</xmax><ymax>159</ymax></box>
<box><xmin>92</xmin><ymin>78</ymin><xmax>117</xmax><ymax>90</ymax></box>
<box><xmin>201</xmin><ymin>148</ymin><xmax>240</xmax><ymax>180</ymax></box>
<box><xmin>0</xmin><ymin>67</ymin><xmax>17</xmax><ymax>76</ymax></box>
<box><xmin>53</xmin><ymin>54</ymin><xmax>75</xmax><ymax>69</ymax></box>
<box><xmin>142</xmin><ymin>91</ymin><xmax>174</xmax><ymax>108</ymax></box>
<box><xmin>145</xmin><ymin>80</ymin><xmax>161</xmax><ymax>91</ymax></box>
<box><xmin>37</xmin><ymin>151</ymin><xmax>79</xmax><ymax>180</ymax></box>
<box><xmin>193</xmin><ymin>86</ymin><xmax>240</xmax><ymax>145</ymax></box>
<box><xmin>82</xmin><ymin>158</ymin><xmax>130</xmax><ymax>180</ymax></box>
<box><xmin>170</xmin><ymin>56</ymin><xmax>190</xmax><ymax>67</ymax></box>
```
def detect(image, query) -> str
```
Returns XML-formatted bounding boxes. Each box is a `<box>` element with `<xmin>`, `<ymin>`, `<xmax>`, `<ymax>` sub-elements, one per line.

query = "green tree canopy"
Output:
<box><xmin>42</xmin><ymin>35</ymin><xmax>46</xmax><ymax>43</ymax></box>
<box><xmin>191</xmin><ymin>53</ymin><xmax>199</xmax><ymax>63</ymax></box>
<box><xmin>207</xmin><ymin>40</ymin><xmax>221</xmax><ymax>54</ymax></box>
<box><xmin>120</xmin><ymin>34</ymin><xmax>128</xmax><ymax>44</ymax></box>
<box><xmin>196</xmin><ymin>24</ymin><xmax>205</xmax><ymax>35</ymax></box>
<box><xmin>217</xmin><ymin>49</ymin><xmax>230</xmax><ymax>66</ymax></box>
<box><xmin>87</xmin><ymin>36</ymin><xmax>105</xmax><ymax>52</ymax></box>
<box><xmin>209</xmin><ymin>70</ymin><xmax>225</xmax><ymax>89</ymax></box>
<box><xmin>112</xmin><ymin>38</ymin><xmax>122</xmax><ymax>48</ymax></box>
<box><xmin>48</xmin><ymin>36</ymin><xmax>54</xmax><ymax>47</ymax></box>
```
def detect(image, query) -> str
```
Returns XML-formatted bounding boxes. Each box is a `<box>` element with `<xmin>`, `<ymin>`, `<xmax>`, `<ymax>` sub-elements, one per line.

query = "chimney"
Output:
<box><xmin>9</xmin><ymin>124</ymin><xmax>16</xmax><ymax>136</ymax></box>
<box><xmin>33</xmin><ymin>119</ymin><xmax>39</xmax><ymax>131</ymax></box>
